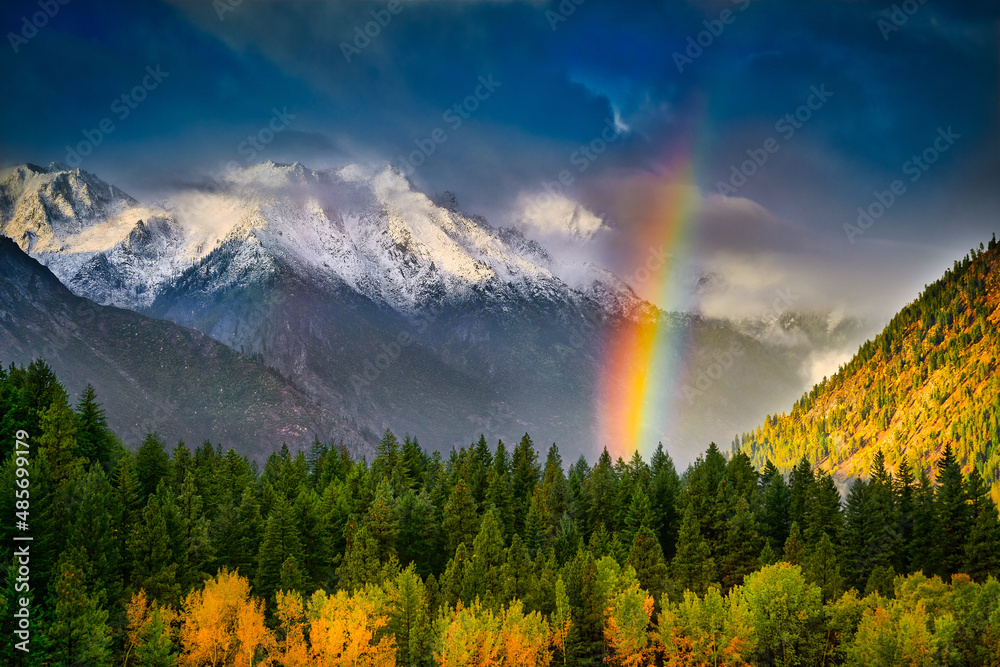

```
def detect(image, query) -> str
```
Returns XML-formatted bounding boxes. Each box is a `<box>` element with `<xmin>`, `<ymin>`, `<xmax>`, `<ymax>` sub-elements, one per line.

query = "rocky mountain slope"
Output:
<box><xmin>0</xmin><ymin>236</ymin><xmax>368</xmax><ymax>459</ymax></box>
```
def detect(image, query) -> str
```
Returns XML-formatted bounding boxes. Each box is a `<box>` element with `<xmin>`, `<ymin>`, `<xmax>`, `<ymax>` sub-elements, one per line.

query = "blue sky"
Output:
<box><xmin>1</xmin><ymin>0</ymin><xmax>997</xmax><ymax>321</ymax></box>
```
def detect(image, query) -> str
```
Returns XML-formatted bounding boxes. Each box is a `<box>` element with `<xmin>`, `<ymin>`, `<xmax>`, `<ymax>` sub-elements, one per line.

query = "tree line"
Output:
<box><xmin>1</xmin><ymin>359</ymin><xmax>999</xmax><ymax>665</ymax></box>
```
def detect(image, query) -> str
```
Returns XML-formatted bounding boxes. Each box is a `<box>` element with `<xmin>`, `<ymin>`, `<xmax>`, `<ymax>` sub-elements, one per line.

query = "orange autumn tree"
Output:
<box><xmin>434</xmin><ymin>599</ymin><xmax>551</xmax><ymax>667</ymax></box>
<box><xmin>605</xmin><ymin>583</ymin><xmax>655</xmax><ymax>667</ymax></box>
<box><xmin>178</xmin><ymin>568</ymin><xmax>275</xmax><ymax>667</ymax></box>
<box><xmin>281</xmin><ymin>587</ymin><xmax>396</xmax><ymax>667</ymax></box>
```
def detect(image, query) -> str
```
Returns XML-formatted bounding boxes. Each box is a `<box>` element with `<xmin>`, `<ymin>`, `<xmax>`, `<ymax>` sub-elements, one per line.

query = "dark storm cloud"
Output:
<box><xmin>1</xmin><ymin>0</ymin><xmax>996</xmax><ymax>318</ymax></box>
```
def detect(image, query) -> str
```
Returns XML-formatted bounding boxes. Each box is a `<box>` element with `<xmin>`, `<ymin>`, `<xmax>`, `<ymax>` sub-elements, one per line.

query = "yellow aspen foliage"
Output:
<box><xmin>275</xmin><ymin>591</ymin><xmax>311</xmax><ymax>667</ymax></box>
<box><xmin>605</xmin><ymin>584</ymin><xmax>655</xmax><ymax>667</ymax></box>
<box><xmin>307</xmin><ymin>588</ymin><xmax>397</xmax><ymax>667</ymax></box>
<box><xmin>497</xmin><ymin>600</ymin><xmax>550</xmax><ymax>667</ymax></box>
<box><xmin>178</xmin><ymin>568</ymin><xmax>275</xmax><ymax>667</ymax></box>
<box><xmin>657</xmin><ymin>587</ymin><xmax>754</xmax><ymax>667</ymax></box>
<box><xmin>846</xmin><ymin>599</ymin><xmax>954</xmax><ymax>667</ymax></box>
<box><xmin>434</xmin><ymin>599</ymin><xmax>551</xmax><ymax>667</ymax></box>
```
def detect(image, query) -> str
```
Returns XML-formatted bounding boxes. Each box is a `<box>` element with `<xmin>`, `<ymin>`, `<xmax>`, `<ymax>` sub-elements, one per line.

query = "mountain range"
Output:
<box><xmin>0</xmin><ymin>161</ymin><xmax>865</xmax><ymax>461</ymax></box>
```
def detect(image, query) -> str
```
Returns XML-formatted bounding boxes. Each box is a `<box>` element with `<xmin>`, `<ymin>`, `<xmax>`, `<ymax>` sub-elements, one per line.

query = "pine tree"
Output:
<box><xmin>893</xmin><ymin>457</ymin><xmax>916</xmax><ymax>573</ymax></box>
<box><xmin>256</xmin><ymin>494</ymin><xmax>304</xmax><ymax>601</ymax></box>
<box><xmin>803</xmin><ymin>471</ymin><xmax>843</xmax><ymax>547</ymax></box>
<box><xmin>671</xmin><ymin>498</ymin><xmax>714</xmax><ymax>594</ymax></box>
<box><xmin>135</xmin><ymin>434</ymin><xmax>171</xmax><ymax>503</ymax></box>
<box><xmin>759</xmin><ymin>460</ymin><xmax>791</xmax><ymax>552</ymax></box>
<box><xmin>395</xmin><ymin>489</ymin><xmax>442</xmax><ymax>577</ymax></box>
<box><xmin>719</xmin><ymin>496</ymin><xmax>763</xmax><ymax>591</ymax></box>
<box><xmin>936</xmin><ymin>444</ymin><xmax>971</xmax><ymax>576</ymax></box>
<box><xmin>38</xmin><ymin>386</ymin><xmax>81</xmax><ymax>487</ymax></box>
<box><xmin>804</xmin><ymin>532</ymin><xmax>843</xmax><ymax>602</ymax></box>
<box><xmin>540</xmin><ymin>444</ymin><xmax>569</xmax><ymax>539</ymax></box>
<box><xmin>47</xmin><ymin>549</ymin><xmax>113</xmax><ymax>667</ymax></box>
<box><xmin>623</xmin><ymin>485</ymin><xmax>653</xmax><ymax>548</ymax></box>
<box><xmin>563</xmin><ymin>547</ymin><xmax>604</xmax><ymax>663</ymax></box>
<box><xmin>963</xmin><ymin>468</ymin><xmax>1000</xmax><ymax>581</ymax></box>
<box><xmin>386</xmin><ymin>565</ymin><xmax>431</xmax><ymax>667</ymax></box>
<box><xmin>788</xmin><ymin>456</ymin><xmax>815</xmax><ymax>527</ymax></box>
<box><xmin>128</xmin><ymin>494</ymin><xmax>180</xmax><ymax>604</ymax></box>
<box><xmin>443</xmin><ymin>479</ymin><xmax>478</xmax><ymax>554</ymax></box>
<box><xmin>552</xmin><ymin>513</ymin><xmax>581</xmax><ymax>566</ymax></box>
<box><xmin>464</xmin><ymin>510</ymin><xmax>507</xmax><ymax>608</ymax></box>
<box><xmin>74</xmin><ymin>384</ymin><xmax>116</xmax><ymax>472</ymax></box>
<box><xmin>586</xmin><ymin>447</ymin><xmax>618</xmax><ymax>539</ymax></box>
<box><xmin>485</xmin><ymin>461</ymin><xmax>515</xmax><ymax>539</ymax></box>
<box><xmin>439</xmin><ymin>543</ymin><xmax>470</xmax><ymax>608</ymax></box>
<box><xmin>649</xmin><ymin>443</ymin><xmax>681</xmax><ymax>559</ymax></box>
<box><xmin>909</xmin><ymin>469</ymin><xmax>940</xmax><ymax>576</ymax></box>
<box><xmin>626</xmin><ymin>525</ymin><xmax>668</xmax><ymax>603</ymax></box>
<box><xmin>511</xmin><ymin>434</ymin><xmax>541</xmax><ymax>535</ymax></box>
<box><xmin>499</xmin><ymin>534</ymin><xmax>534</xmax><ymax>605</ymax></box>
<box><xmin>783</xmin><ymin>521</ymin><xmax>805</xmax><ymax>566</ymax></box>
<box><xmin>62</xmin><ymin>467</ymin><xmax>121</xmax><ymax>609</ymax></box>
<box><xmin>175</xmin><ymin>471</ymin><xmax>215</xmax><ymax>591</ymax></box>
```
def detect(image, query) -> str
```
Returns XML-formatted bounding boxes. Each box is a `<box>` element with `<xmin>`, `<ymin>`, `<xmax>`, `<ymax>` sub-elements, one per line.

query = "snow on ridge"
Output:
<box><xmin>0</xmin><ymin>160</ymin><xmax>645</xmax><ymax>318</ymax></box>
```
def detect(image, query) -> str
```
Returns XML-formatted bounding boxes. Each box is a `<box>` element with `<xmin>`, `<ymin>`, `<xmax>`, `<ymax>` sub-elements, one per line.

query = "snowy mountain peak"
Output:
<box><xmin>0</xmin><ymin>161</ymin><xmax>648</xmax><ymax>319</ymax></box>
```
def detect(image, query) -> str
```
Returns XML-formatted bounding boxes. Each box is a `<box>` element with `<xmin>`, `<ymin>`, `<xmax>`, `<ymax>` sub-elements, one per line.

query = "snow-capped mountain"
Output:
<box><xmin>0</xmin><ymin>161</ymin><xmax>647</xmax><ymax>319</ymax></box>
<box><xmin>0</xmin><ymin>161</ymin><xmax>805</xmax><ymax>460</ymax></box>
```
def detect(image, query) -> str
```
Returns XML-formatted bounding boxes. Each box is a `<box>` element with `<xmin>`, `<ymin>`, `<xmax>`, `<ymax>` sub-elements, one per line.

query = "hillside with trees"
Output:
<box><xmin>2</xmin><ymin>360</ymin><xmax>999</xmax><ymax>665</ymax></box>
<box><xmin>742</xmin><ymin>236</ymin><xmax>1000</xmax><ymax>504</ymax></box>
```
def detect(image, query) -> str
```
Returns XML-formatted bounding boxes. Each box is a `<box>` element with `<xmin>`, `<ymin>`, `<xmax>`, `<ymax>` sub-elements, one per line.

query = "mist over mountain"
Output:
<box><xmin>2</xmin><ymin>161</ymin><xmax>842</xmax><ymax>463</ymax></box>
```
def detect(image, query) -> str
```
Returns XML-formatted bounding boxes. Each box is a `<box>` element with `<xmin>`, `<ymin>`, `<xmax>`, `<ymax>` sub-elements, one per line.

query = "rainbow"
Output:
<box><xmin>597</xmin><ymin>151</ymin><xmax>702</xmax><ymax>462</ymax></box>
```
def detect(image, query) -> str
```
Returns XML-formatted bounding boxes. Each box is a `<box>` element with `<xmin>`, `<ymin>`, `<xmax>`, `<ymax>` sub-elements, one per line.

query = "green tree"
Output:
<box><xmin>255</xmin><ymin>494</ymin><xmax>304</xmax><ymax>601</ymax></box>
<box><xmin>963</xmin><ymin>468</ymin><xmax>1000</xmax><ymax>580</ymax></box>
<box><xmin>442</xmin><ymin>479</ymin><xmax>478</xmax><ymax>554</ymax></box>
<box><xmin>386</xmin><ymin>565</ymin><xmax>431</xmax><ymax>666</ymax></box>
<box><xmin>759</xmin><ymin>460</ymin><xmax>791</xmax><ymax>553</ymax></box>
<box><xmin>74</xmin><ymin>385</ymin><xmax>116</xmax><ymax>472</ymax></box>
<box><xmin>128</xmin><ymin>494</ymin><xmax>180</xmax><ymax>604</ymax></box>
<box><xmin>511</xmin><ymin>433</ymin><xmax>541</xmax><ymax>535</ymax></box>
<box><xmin>626</xmin><ymin>525</ymin><xmax>669</xmax><ymax>603</ymax></box>
<box><xmin>47</xmin><ymin>549</ymin><xmax>113</xmax><ymax>667</ymax></box>
<box><xmin>672</xmin><ymin>497</ymin><xmax>714</xmax><ymax>595</ymax></box>
<box><xmin>135</xmin><ymin>434</ymin><xmax>171</xmax><ymax>503</ymax></box>
<box><xmin>464</xmin><ymin>510</ymin><xmax>506</xmax><ymax>608</ymax></box>
<box><xmin>649</xmin><ymin>443</ymin><xmax>681</xmax><ymax>559</ymax></box>
<box><xmin>804</xmin><ymin>531</ymin><xmax>844</xmax><ymax>603</ymax></box>
<box><xmin>935</xmin><ymin>444</ymin><xmax>970</xmax><ymax>576</ymax></box>
<box><xmin>719</xmin><ymin>497</ymin><xmax>763</xmax><ymax>591</ymax></box>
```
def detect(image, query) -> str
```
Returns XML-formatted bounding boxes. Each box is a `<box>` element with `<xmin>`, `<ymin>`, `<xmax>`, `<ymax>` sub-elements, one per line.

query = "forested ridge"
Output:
<box><xmin>742</xmin><ymin>237</ymin><xmax>1000</xmax><ymax>504</ymax></box>
<box><xmin>2</xmin><ymin>360</ymin><xmax>1000</xmax><ymax>665</ymax></box>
